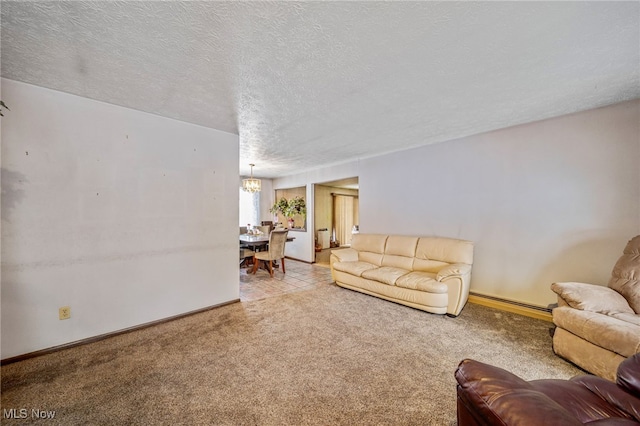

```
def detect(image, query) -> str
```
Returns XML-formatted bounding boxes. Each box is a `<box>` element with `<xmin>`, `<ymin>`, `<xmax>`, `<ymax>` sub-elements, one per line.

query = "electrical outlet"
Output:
<box><xmin>59</xmin><ymin>306</ymin><xmax>71</xmax><ymax>320</ymax></box>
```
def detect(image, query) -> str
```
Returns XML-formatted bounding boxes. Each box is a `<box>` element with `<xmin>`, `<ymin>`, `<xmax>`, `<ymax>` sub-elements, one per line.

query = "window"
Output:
<box><xmin>239</xmin><ymin>188</ymin><xmax>260</xmax><ymax>227</ymax></box>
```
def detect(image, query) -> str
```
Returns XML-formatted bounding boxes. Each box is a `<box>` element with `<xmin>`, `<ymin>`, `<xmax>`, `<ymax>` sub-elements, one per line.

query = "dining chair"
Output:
<box><xmin>239</xmin><ymin>247</ymin><xmax>255</xmax><ymax>267</ymax></box>
<box><xmin>256</xmin><ymin>225</ymin><xmax>271</xmax><ymax>235</ymax></box>
<box><xmin>261</xmin><ymin>221</ymin><xmax>274</xmax><ymax>234</ymax></box>
<box><xmin>251</xmin><ymin>230</ymin><xmax>289</xmax><ymax>277</ymax></box>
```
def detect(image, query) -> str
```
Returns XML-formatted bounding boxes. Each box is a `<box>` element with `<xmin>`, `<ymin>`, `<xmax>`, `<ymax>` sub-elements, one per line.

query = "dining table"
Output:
<box><xmin>239</xmin><ymin>233</ymin><xmax>295</xmax><ymax>249</ymax></box>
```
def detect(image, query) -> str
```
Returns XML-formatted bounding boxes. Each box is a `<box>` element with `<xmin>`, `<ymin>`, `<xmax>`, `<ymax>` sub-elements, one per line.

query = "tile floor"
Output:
<box><xmin>240</xmin><ymin>258</ymin><xmax>335</xmax><ymax>302</ymax></box>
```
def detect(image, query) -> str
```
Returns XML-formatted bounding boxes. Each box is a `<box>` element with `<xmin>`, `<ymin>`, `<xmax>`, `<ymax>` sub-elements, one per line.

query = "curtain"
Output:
<box><xmin>333</xmin><ymin>195</ymin><xmax>355</xmax><ymax>247</ymax></box>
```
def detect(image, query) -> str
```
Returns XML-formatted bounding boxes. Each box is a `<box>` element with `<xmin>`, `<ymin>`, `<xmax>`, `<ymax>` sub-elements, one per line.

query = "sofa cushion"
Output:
<box><xmin>396</xmin><ymin>272</ymin><xmax>447</xmax><ymax>293</ymax></box>
<box><xmin>381</xmin><ymin>234</ymin><xmax>418</xmax><ymax>271</ymax></box>
<box><xmin>551</xmin><ymin>282</ymin><xmax>635</xmax><ymax>315</ymax></box>
<box><xmin>351</xmin><ymin>234</ymin><xmax>388</xmax><ymax>267</ymax></box>
<box><xmin>381</xmin><ymin>254</ymin><xmax>415</xmax><ymax>270</ymax></box>
<box><xmin>608</xmin><ymin>312</ymin><xmax>640</xmax><ymax>327</ymax></box>
<box><xmin>412</xmin><ymin>258</ymin><xmax>449</xmax><ymax>273</ymax></box>
<box><xmin>609</xmin><ymin>235</ymin><xmax>640</xmax><ymax>314</ymax></box>
<box><xmin>361</xmin><ymin>266</ymin><xmax>410</xmax><ymax>286</ymax></box>
<box><xmin>332</xmin><ymin>261</ymin><xmax>378</xmax><ymax>277</ymax></box>
<box><xmin>533</xmin><ymin>378</ymin><xmax>639</xmax><ymax>423</ymax></box>
<box><xmin>552</xmin><ymin>306</ymin><xmax>640</xmax><ymax>358</ymax></box>
<box><xmin>415</xmin><ymin>237</ymin><xmax>474</xmax><ymax>265</ymax></box>
<box><xmin>352</xmin><ymin>234</ymin><xmax>387</xmax><ymax>253</ymax></box>
<box><xmin>384</xmin><ymin>235</ymin><xmax>419</xmax><ymax>257</ymax></box>
<box><xmin>569</xmin><ymin>375</ymin><xmax>640</xmax><ymax>422</ymax></box>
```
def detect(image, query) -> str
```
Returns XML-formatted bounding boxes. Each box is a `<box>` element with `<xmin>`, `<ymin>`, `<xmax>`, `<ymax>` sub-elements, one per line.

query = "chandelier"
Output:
<box><xmin>242</xmin><ymin>163</ymin><xmax>261</xmax><ymax>193</ymax></box>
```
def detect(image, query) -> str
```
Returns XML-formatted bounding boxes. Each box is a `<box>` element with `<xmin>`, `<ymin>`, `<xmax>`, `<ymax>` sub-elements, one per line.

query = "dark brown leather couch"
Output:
<box><xmin>455</xmin><ymin>354</ymin><xmax>640</xmax><ymax>425</ymax></box>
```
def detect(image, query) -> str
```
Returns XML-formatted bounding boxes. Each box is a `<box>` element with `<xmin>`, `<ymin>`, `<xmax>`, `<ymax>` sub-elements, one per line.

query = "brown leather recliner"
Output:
<box><xmin>455</xmin><ymin>353</ymin><xmax>640</xmax><ymax>425</ymax></box>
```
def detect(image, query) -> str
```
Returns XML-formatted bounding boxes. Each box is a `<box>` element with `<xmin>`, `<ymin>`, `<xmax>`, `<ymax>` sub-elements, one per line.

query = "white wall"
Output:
<box><xmin>1</xmin><ymin>79</ymin><xmax>240</xmax><ymax>359</ymax></box>
<box><xmin>361</xmin><ymin>100</ymin><xmax>640</xmax><ymax>307</ymax></box>
<box><xmin>258</xmin><ymin>178</ymin><xmax>275</xmax><ymax>222</ymax></box>
<box><xmin>272</xmin><ymin>100</ymin><xmax>639</xmax><ymax>307</ymax></box>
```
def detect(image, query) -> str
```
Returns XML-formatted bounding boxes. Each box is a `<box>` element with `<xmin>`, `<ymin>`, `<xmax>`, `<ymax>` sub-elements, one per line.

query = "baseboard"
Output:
<box><xmin>1</xmin><ymin>298</ymin><xmax>241</xmax><ymax>365</ymax></box>
<box><xmin>285</xmin><ymin>256</ymin><xmax>312</xmax><ymax>264</ymax></box>
<box><xmin>467</xmin><ymin>293</ymin><xmax>553</xmax><ymax>322</ymax></box>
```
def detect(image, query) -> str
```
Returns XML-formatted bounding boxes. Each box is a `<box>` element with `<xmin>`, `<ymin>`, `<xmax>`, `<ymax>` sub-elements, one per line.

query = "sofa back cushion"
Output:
<box><xmin>413</xmin><ymin>258</ymin><xmax>449</xmax><ymax>273</ymax></box>
<box><xmin>413</xmin><ymin>237</ymin><xmax>474</xmax><ymax>273</ymax></box>
<box><xmin>382</xmin><ymin>235</ymin><xmax>419</xmax><ymax>270</ymax></box>
<box><xmin>609</xmin><ymin>235</ymin><xmax>640</xmax><ymax>314</ymax></box>
<box><xmin>352</xmin><ymin>234</ymin><xmax>388</xmax><ymax>266</ymax></box>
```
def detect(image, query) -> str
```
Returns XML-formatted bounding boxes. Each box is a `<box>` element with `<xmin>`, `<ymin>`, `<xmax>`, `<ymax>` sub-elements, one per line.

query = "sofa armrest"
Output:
<box><xmin>551</xmin><ymin>282</ymin><xmax>635</xmax><ymax>315</ymax></box>
<box><xmin>436</xmin><ymin>263</ymin><xmax>471</xmax><ymax>281</ymax></box>
<box><xmin>436</xmin><ymin>263</ymin><xmax>472</xmax><ymax>316</ymax></box>
<box><xmin>330</xmin><ymin>248</ymin><xmax>358</xmax><ymax>263</ymax></box>
<box><xmin>455</xmin><ymin>359</ymin><xmax>583</xmax><ymax>426</ymax></box>
<box><xmin>329</xmin><ymin>248</ymin><xmax>359</xmax><ymax>281</ymax></box>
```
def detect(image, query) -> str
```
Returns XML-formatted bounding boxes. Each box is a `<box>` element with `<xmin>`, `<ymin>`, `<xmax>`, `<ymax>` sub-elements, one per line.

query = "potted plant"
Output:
<box><xmin>286</xmin><ymin>196</ymin><xmax>306</xmax><ymax>218</ymax></box>
<box><xmin>270</xmin><ymin>196</ymin><xmax>306</xmax><ymax>229</ymax></box>
<box><xmin>270</xmin><ymin>197</ymin><xmax>289</xmax><ymax>223</ymax></box>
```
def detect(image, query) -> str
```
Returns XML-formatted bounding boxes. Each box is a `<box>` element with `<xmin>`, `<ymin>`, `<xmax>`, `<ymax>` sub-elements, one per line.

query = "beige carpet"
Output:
<box><xmin>1</xmin><ymin>284</ymin><xmax>582</xmax><ymax>425</ymax></box>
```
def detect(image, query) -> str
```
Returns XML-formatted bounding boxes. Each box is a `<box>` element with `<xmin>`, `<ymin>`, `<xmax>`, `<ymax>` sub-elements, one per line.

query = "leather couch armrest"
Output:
<box><xmin>455</xmin><ymin>359</ymin><xmax>582</xmax><ymax>426</ymax></box>
<box><xmin>571</xmin><ymin>375</ymin><xmax>640</xmax><ymax>422</ymax></box>
<box><xmin>330</xmin><ymin>248</ymin><xmax>358</xmax><ymax>263</ymax></box>
<box><xmin>330</xmin><ymin>248</ymin><xmax>359</xmax><ymax>282</ymax></box>
<box><xmin>436</xmin><ymin>263</ymin><xmax>471</xmax><ymax>281</ymax></box>
<box><xmin>618</xmin><ymin>354</ymin><xmax>640</xmax><ymax>399</ymax></box>
<box><xmin>551</xmin><ymin>282</ymin><xmax>635</xmax><ymax>314</ymax></box>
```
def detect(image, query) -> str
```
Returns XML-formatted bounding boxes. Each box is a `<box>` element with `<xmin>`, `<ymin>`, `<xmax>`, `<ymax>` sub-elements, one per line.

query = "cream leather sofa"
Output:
<box><xmin>330</xmin><ymin>234</ymin><xmax>474</xmax><ymax>316</ymax></box>
<box><xmin>551</xmin><ymin>235</ymin><xmax>640</xmax><ymax>381</ymax></box>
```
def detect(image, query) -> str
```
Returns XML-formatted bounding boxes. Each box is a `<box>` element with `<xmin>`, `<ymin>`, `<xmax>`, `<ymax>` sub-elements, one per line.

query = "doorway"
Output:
<box><xmin>313</xmin><ymin>177</ymin><xmax>359</xmax><ymax>264</ymax></box>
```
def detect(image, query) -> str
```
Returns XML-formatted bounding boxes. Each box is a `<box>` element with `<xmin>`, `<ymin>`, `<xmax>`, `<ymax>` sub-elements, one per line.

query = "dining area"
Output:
<box><xmin>239</xmin><ymin>225</ymin><xmax>294</xmax><ymax>277</ymax></box>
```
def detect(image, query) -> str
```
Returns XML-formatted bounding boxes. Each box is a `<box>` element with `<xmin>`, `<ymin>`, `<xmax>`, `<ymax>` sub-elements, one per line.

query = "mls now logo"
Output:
<box><xmin>3</xmin><ymin>408</ymin><xmax>56</xmax><ymax>419</ymax></box>
<box><xmin>3</xmin><ymin>408</ymin><xmax>28</xmax><ymax>419</ymax></box>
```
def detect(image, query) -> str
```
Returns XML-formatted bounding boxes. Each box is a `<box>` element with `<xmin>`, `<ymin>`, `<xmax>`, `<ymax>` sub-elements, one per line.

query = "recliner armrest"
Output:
<box><xmin>436</xmin><ymin>263</ymin><xmax>471</xmax><ymax>281</ymax></box>
<box><xmin>618</xmin><ymin>354</ymin><xmax>640</xmax><ymax>399</ymax></box>
<box><xmin>551</xmin><ymin>282</ymin><xmax>635</xmax><ymax>315</ymax></box>
<box><xmin>455</xmin><ymin>359</ymin><xmax>583</xmax><ymax>426</ymax></box>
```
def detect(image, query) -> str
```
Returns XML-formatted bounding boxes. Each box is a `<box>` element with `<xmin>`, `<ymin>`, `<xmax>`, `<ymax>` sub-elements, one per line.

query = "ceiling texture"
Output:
<box><xmin>2</xmin><ymin>1</ymin><xmax>639</xmax><ymax>178</ymax></box>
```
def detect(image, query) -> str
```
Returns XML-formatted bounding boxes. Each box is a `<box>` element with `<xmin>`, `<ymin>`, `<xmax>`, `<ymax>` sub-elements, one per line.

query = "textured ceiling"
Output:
<box><xmin>2</xmin><ymin>1</ymin><xmax>639</xmax><ymax>178</ymax></box>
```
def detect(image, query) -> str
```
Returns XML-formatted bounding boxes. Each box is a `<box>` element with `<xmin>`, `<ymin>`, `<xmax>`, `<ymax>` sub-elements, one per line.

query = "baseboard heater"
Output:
<box><xmin>467</xmin><ymin>292</ymin><xmax>553</xmax><ymax>322</ymax></box>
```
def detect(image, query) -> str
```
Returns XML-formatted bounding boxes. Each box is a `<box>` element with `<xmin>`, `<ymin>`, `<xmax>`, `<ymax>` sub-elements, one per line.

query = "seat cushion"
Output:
<box><xmin>396</xmin><ymin>272</ymin><xmax>447</xmax><ymax>293</ymax></box>
<box><xmin>361</xmin><ymin>266</ymin><xmax>410</xmax><ymax>286</ymax></box>
<box><xmin>332</xmin><ymin>261</ymin><xmax>378</xmax><ymax>277</ymax></box>
<box><xmin>552</xmin><ymin>306</ymin><xmax>640</xmax><ymax>358</ymax></box>
<box><xmin>609</xmin><ymin>312</ymin><xmax>640</xmax><ymax>327</ymax></box>
<box><xmin>531</xmin><ymin>378</ymin><xmax>639</xmax><ymax>423</ymax></box>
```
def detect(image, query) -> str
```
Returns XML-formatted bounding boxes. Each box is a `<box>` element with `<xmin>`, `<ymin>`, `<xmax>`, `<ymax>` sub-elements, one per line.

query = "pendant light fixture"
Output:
<box><xmin>242</xmin><ymin>163</ymin><xmax>262</xmax><ymax>193</ymax></box>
